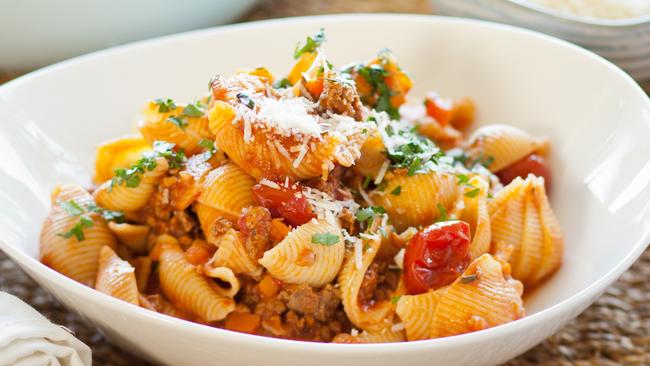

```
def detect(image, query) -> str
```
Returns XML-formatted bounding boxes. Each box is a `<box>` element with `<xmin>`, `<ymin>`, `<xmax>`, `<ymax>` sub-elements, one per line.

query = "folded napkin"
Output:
<box><xmin>0</xmin><ymin>292</ymin><xmax>91</xmax><ymax>366</ymax></box>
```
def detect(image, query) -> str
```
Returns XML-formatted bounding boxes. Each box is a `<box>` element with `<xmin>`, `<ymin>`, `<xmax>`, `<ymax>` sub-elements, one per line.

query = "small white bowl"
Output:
<box><xmin>1</xmin><ymin>14</ymin><xmax>650</xmax><ymax>366</ymax></box>
<box><xmin>0</xmin><ymin>0</ymin><xmax>259</xmax><ymax>70</ymax></box>
<box><xmin>430</xmin><ymin>0</ymin><xmax>650</xmax><ymax>80</ymax></box>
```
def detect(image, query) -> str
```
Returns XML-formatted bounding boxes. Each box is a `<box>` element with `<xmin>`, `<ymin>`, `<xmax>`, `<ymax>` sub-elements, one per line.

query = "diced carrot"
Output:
<box><xmin>258</xmin><ymin>274</ymin><xmax>281</xmax><ymax>299</ymax></box>
<box><xmin>425</xmin><ymin>94</ymin><xmax>454</xmax><ymax>126</ymax></box>
<box><xmin>450</xmin><ymin>97</ymin><xmax>475</xmax><ymax>130</ymax></box>
<box><xmin>184</xmin><ymin>240</ymin><xmax>213</xmax><ymax>266</ymax></box>
<box><xmin>304</xmin><ymin>77</ymin><xmax>324</xmax><ymax>98</ymax></box>
<box><xmin>269</xmin><ymin>218</ymin><xmax>290</xmax><ymax>244</ymax></box>
<box><xmin>225</xmin><ymin>312</ymin><xmax>261</xmax><ymax>334</ymax></box>
<box><xmin>288</xmin><ymin>52</ymin><xmax>317</xmax><ymax>85</ymax></box>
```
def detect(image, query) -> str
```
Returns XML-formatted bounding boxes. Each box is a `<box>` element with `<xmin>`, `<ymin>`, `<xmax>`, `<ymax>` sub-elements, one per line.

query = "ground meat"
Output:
<box><xmin>238</xmin><ymin>206</ymin><xmax>272</xmax><ymax>260</ymax></box>
<box><xmin>357</xmin><ymin>260</ymin><xmax>400</xmax><ymax>310</ymax></box>
<box><xmin>317</xmin><ymin>78</ymin><xmax>364</xmax><ymax>121</ymax></box>
<box><xmin>138</xmin><ymin>181</ymin><xmax>199</xmax><ymax>240</ymax></box>
<box><xmin>238</xmin><ymin>277</ymin><xmax>350</xmax><ymax>342</ymax></box>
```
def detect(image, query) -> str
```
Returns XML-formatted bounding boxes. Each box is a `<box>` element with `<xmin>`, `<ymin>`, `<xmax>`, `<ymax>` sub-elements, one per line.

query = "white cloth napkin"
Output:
<box><xmin>0</xmin><ymin>292</ymin><xmax>91</xmax><ymax>366</ymax></box>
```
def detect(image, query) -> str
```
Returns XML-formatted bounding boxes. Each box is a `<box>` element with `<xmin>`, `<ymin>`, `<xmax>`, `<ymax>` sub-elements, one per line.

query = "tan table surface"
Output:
<box><xmin>1</xmin><ymin>1</ymin><xmax>649</xmax><ymax>365</ymax></box>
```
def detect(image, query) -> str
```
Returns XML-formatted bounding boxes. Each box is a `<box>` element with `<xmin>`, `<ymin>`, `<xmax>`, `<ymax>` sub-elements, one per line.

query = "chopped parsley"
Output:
<box><xmin>465</xmin><ymin>187</ymin><xmax>480</xmax><ymax>198</ymax></box>
<box><xmin>154</xmin><ymin>98</ymin><xmax>176</xmax><ymax>113</ymax></box>
<box><xmin>111</xmin><ymin>141</ymin><xmax>185</xmax><ymax>189</ymax></box>
<box><xmin>390</xmin><ymin>185</ymin><xmax>402</xmax><ymax>196</ymax></box>
<box><xmin>390</xmin><ymin>295</ymin><xmax>402</xmax><ymax>304</ymax></box>
<box><xmin>376</xmin><ymin>180</ymin><xmax>388</xmax><ymax>192</ymax></box>
<box><xmin>435</xmin><ymin>203</ymin><xmax>448</xmax><ymax>222</ymax></box>
<box><xmin>355</xmin><ymin>206</ymin><xmax>386</xmax><ymax>225</ymax></box>
<box><xmin>356</xmin><ymin>63</ymin><xmax>400</xmax><ymax>120</ymax></box>
<box><xmin>236</xmin><ymin>93</ymin><xmax>255</xmax><ymax>110</ymax></box>
<box><xmin>274</xmin><ymin>78</ymin><xmax>291</xmax><ymax>89</ymax></box>
<box><xmin>57</xmin><ymin>200</ymin><xmax>124</xmax><ymax>241</ymax></box>
<box><xmin>456</xmin><ymin>174</ymin><xmax>470</xmax><ymax>186</ymax></box>
<box><xmin>198</xmin><ymin>138</ymin><xmax>217</xmax><ymax>157</ymax></box>
<box><xmin>182</xmin><ymin>102</ymin><xmax>205</xmax><ymax>117</ymax></box>
<box><xmin>60</xmin><ymin>200</ymin><xmax>84</xmax><ymax>216</ymax></box>
<box><xmin>362</xmin><ymin>175</ymin><xmax>372</xmax><ymax>189</ymax></box>
<box><xmin>383</xmin><ymin>124</ymin><xmax>445</xmax><ymax>175</ymax></box>
<box><xmin>311</xmin><ymin>232</ymin><xmax>339</xmax><ymax>246</ymax></box>
<box><xmin>460</xmin><ymin>274</ymin><xmax>479</xmax><ymax>284</ymax></box>
<box><xmin>166</xmin><ymin>116</ymin><xmax>188</xmax><ymax>129</ymax></box>
<box><xmin>294</xmin><ymin>28</ymin><xmax>326</xmax><ymax>59</ymax></box>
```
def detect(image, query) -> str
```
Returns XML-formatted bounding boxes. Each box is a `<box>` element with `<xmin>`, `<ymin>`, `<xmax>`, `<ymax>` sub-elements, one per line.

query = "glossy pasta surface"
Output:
<box><xmin>38</xmin><ymin>30</ymin><xmax>563</xmax><ymax>343</ymax></box>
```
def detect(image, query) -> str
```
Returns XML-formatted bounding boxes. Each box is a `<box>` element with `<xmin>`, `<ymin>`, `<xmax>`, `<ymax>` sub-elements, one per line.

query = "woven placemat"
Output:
<box><xmin>1</xmin><ymin>0</ymin><xmax>649</xmax><ymax>365</ymax></box>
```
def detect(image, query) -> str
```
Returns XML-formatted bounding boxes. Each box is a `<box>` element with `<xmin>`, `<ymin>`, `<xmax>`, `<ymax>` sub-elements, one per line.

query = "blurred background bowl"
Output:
<box><xmin>0</xmin><ymin>0</ymin><xmax>259</xmax><ymax>70</ymax></box>
<box><xmin>430</xmin><ymin>0</ymin><xmax>650</xmax><ymax>80</ymax></box>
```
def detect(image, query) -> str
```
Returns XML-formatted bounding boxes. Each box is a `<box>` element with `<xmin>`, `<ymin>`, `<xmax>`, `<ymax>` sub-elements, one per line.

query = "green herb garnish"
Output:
<box><xmin>460</xmin><ymin>274</ymin><xmax>479</xmax><ymax>284</ymax></box>
<box><xmin>57</xmin><ymin>200</ymin><xmax>124</xmax><ymax>241</ymax></box>
<box><xmin>111</xmin><ymin>141</ymin><xmax>185</xmax><ymax>189</ymax></box>
<box><xmin>294</xmin><ymin>28</ymin><xmax>326</xmax><ymax>59</ymax></box>
<box><xmin>166</xmin><ymin>116</ymin><xmax>188</xmax><ymax>129</ymax></box>
<box><xmin>355</xmin><ymin>206</ymin><xmax>386</xmax><ymax>224</ymax></box>
<box><xmin>274</xmin><ymin>78</ymin><xmax>291</xmax><ymax>89</ymax></box>
<box><xmin>465</xmin><ymin>188</ymin><xmax>480</xmax><ymax>198</ymax></box>
<box><xmin>356</xmin><ymin>63</ymin><xmax>399</xmax><ymax>119</ymax></box>
<box><xmin>154</xmin><ymin>98</ymin><xmax>176</xmax><ymax>113</ymax></box>
<box><xmin>435</xmin><ymin>203</ymin><xmax>448</xmax><ymax>222</ymax></box>
<box><xmin>362</xmin><ymin>175</ymin><xmax>371</xmax><ymax>189</ymax></box>
<box><xmin>390</xmin><ymin>185</ymin><xmax>402</xmax><ymax>196</ymax></box>
<box><xmin>182</xmin><ymin>102</ymin><xmax>204</xmax><ymax>118</ymax></box>
<box><xmin>456</xmin><ymin>174</ymin><xmax>470</xmax><ymax>186</ymax></box>
<box><xmin>390</xmin><ymin>295</ymin><xmax>402</xmax><ymax>304</ymax></box>
<box><xmin>311</xmin><ymin>232</ymin><xmax>339</xmax><ymax>246</ymax></box>
<box><xmin>236</xmin><ymin>93</ymin><xmax>255</xmax><ymax>109</ymax></box>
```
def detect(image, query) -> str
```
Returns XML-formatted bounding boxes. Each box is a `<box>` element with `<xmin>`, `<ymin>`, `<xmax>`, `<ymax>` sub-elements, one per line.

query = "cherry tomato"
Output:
<box><xmin>403</xmin><ymin>221</ymin><xmax>471</xmax><ymax>295</ymax></box>
<box><xmin>251</xmin><ymin>182</ymin><xmax>316</xmax><ymax>227</ymax></box>
<box><xmin>424</xmin><ymin>93</ymin><xmax>454</xmax><ymax>126</ymax></box>
<box><xmin>497</xmin><ymin>154</ymin><xmax>552</xmax><ymax>192</ymax></box>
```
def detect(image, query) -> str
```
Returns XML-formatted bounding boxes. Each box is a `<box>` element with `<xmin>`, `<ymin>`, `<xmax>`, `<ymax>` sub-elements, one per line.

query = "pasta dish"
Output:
<box><xmin>39</xmin><ymin>30</ymin><xmax>563</xmax><ymax>343</ymax></box>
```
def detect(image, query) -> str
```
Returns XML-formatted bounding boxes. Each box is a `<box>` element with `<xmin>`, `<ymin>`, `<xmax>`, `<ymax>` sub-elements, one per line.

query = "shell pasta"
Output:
<box><xmin>38</xmin><ymin>29</ymin><xmax>563</xmax><ymax>343</ymax></box>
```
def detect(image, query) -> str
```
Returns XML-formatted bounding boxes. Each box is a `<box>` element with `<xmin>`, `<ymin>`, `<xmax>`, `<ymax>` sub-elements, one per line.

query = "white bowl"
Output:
<box><xmin>430</xmin><ymin>0</ymin><xmax>650</xmax><ymax>80</ymax></box>
<box><xmin>1</xmin><ymin>14</ymin><xmax>649</xmax><ymax>366</ymax></box>
<box><xmin>0</xmin><ymin>0</ymin><xmax>259</xmax><ymax>70</ymax></box>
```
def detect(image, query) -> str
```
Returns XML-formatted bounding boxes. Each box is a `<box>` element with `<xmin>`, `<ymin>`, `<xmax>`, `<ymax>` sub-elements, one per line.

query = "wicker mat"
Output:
<box><xmin>1</xmin><ymin>0</ymin><xmax>649</xmax><ymax>365</ymax></box>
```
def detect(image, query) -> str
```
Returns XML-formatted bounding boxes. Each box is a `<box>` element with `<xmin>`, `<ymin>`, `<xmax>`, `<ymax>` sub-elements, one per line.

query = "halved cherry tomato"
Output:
<box><xmin>251</xmin><ymin>182</ymin><xmax>316</xmax><ymax>227</ymax></box>
<box><xmin>424</xmin><ymin>93</ymin><xmax>454</xmax><ymax>126</ymax></box>
<box><xmin>403</xmin><ymin>221</ymin><xmax>471</xmax><ymax>295</ymax></box>
<box><xmin>497</xmin><ymin>154</ymin><xmax>552</xmax><ymax>192</ymax></box>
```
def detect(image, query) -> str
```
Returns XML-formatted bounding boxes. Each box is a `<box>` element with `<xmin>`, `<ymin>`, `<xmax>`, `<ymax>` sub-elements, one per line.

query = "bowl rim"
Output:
<box><xmin>505</xmin><ymin>0</ymin><xmax>650</xmax><ymax>27</ymax></box>
<box><xmin>1</xmin><ymin>13</ymin><xmax>649</xmax><ymax>354</ymax></box>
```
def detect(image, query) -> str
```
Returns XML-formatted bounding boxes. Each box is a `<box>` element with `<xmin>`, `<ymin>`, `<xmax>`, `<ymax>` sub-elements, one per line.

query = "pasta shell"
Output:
<box><xmin>459</xmin><ymin>176</ymin><xmax>491</xmax><ymax>259</ymax></box>
<box><xmin>396</xmin><ymin>254</ymin><xmax>524</xmax><ymax>340</ymax></box>
<box><xmin>194</xmin><ymin>203</ymin><xmax>233</xmax><ymax>244</ymax></box>
<box><xmin>197</xmin><ymin>162</ymin><xmax>255</xmax><ymax>222</ymax></box>
<box><xmin>203</xmin><ymin>265</ymin><xmax>240</xmax><ymax>299</ymax></box>
<box><xmin>93</xmin><ymin>157</ymin><xmax>169</xmax><ymax>212</ymax></box>
<box><xmin>208</xmin><ymin>100</ymin><xmax>341</xmax><ymax>180</ymax></box>
<box><xmin>130</xmin><ymin>256</ymin><xmax>152</xmax><ymax>292</ymax></box>
<box><xmin>95</xmin><ymin>246</ymin><xmax>139</xmax><ymax>305</ymax></box>
<box><xmin>206</xmin><ymin>228</ymin><xmax>262</xmax><ymax>277</ymax></box>
<box><xmin>371</xmin><ymin>170</ymin><xmax>461</xmax><ymax>231</ymax></box>
<box><xmin>259</xmin><ymin>219</ymin><xmax>344</xmax><ymax>287</ymax></box>
<box><xmin>395</xmin><ymin>290</ymin><xmax>443</xmax><ymax>341</ymax></box>
<box><xmin>338</xmin><ymin>235</ymin><xmax>394</xmax><ymax>332</ymax></box>
<box><xmin>108</xmin><ymin>222</ymin><xmax>150</xmax><ymax>254</ymax></box>
<box><xmin>489</xmin><ymin>175</ymin><xmax>563</xmax><ymax>285</ymax></box>
<box><xmin>353</xmin><ymin>134</ymin><xmax>387</xmax><ymax>179</ymax></box>
<box><xmin>94</xmin><ymin>135</ymin><xmax>151</xmax><ymax>184</ymax></box>
<box><xmin>157</xmin><ymin>235</ymin><xmax>235</xmax><ymax>322</ymax></box>
<box><xmin>39</xmin><ymin>185</ymin><xmax>117</xmax><ymax>287</ymax></box>
<box><xmin>334</xmin><ymin>328</ymin><xmax>406</xmax><ymax>343</ymax></box>
<box><xmin>468</xmin><ymin>124</ymin><xmax>548</xmax><ymax>172</ymax></box>
<box><xmin>139</xmin><ymin>101</ymin><xmax>211</xmax><ymax>156</ymax></box>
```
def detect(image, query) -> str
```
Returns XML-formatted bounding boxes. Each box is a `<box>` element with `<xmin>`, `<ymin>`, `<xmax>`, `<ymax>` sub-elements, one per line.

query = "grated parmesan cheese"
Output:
<box><xmin>353</xmin><ymin>239</ymin><xmax>363</xmax><ymax>270</ymax></box>
<box><xmin>390</xmin><ymin>323</ymin><xmax>405</xmax><ymax>332</ymax></box>
<box><xmin>259</xmin><ymin>179</ymin><xmax>280</xmax><ymax>189</ymax></box>
<box><xmin>393</xmin><ymin>249</ymin><xmax>405</xmax><ymax>270</ymax></box>
<box><xmin>374</xmin><ymin>159</ymin><xmax>390</xmax><ymax>185</ymax></box>
<box><xmin>257</xmin><ymin>97</ymin><xmax>322</xmax><ymax>138</ymax></box>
